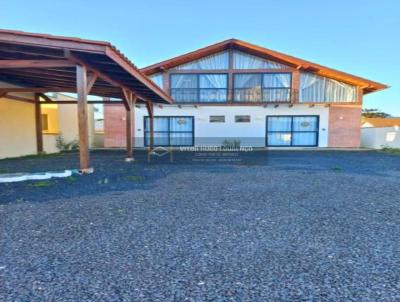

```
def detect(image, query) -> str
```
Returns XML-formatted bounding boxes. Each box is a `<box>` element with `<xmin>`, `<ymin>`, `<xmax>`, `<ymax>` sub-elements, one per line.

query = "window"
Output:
<box><xmin>233</xmin><ymin>50</ymin><xmax>286</xmax><ymax>69</ymax></box>
<box><xmin>144</xmin><ymin>116</ymin><xmax>194</xmax><ymax>146</ymax></box>
<box><xmin>170</xmin><ymin>74</ymin><xmax>228</xmax><ymax>103</ymax></box>
<box><xmin>235</xmin><ymin>115</ymin><xmax>251</xmax><ymax>123</ymax></box>
<box><xmin>299</xmin><ymin>72</ymin><xmax>356</xmax><ymax>103</ymax></box>
<box><xmin>41</xmin><ymin>114</ymin><xmax>49</xmax><ymax>131</ymax></box>
<box><xmin>266</xmin><ymin>116</ymin><xmax>319</xmax><ymax>146</ymax></box>
<box><xmin>93</xmin><ymin>104</ymin><xmax>104</xmax><ymax>133</ymax></box>
<box><xmin>209</xmin><ymin>115</ymin><xmax>225</xmax><ymax>123</ymax></box>
<box><xmin>233</xmin><ymin>73</ymin><xmax>291</xmax><ymax>102</ymax></box>
<box><xmin>174</xmin><ymin>51</ymin><xmax>229</xmax><ymax>70</ymax></box>
<box><xmin>149</xmin><ymin>73</ymin><xmax>163</xmax><ymax>89</ymax></box>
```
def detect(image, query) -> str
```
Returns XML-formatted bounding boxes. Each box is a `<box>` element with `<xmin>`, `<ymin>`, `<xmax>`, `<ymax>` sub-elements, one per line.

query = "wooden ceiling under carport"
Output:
<box><xmin>0</xmin><ymin>29</ymin><xmax>173</xmax><ymax>104</ymax></box>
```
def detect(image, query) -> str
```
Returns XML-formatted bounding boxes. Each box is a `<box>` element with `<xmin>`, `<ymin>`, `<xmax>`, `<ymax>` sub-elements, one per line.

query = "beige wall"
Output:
<box><xmin>0</xmin><ymin>98</ymin><xmax>37</xmax><ymax>159</ymax></box>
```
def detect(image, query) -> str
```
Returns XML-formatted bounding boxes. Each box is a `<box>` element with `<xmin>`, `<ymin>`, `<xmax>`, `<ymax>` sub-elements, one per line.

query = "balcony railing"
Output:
<box><xmin>170</xmin><ymin>88</ymin><xmax>298</xmax><ymax>103</ymax></box>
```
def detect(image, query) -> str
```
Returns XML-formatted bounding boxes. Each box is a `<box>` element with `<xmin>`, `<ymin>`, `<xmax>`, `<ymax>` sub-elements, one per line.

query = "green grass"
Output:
<box><xmin>381</xmin><ymin>147</ymin><xmax>400</xmax><ymax>155</ymax></box>
<box><xmin>29</xmin><ymin>181</ymin><xmax>52</xmax><ymax>188</ymax></box>
<box><xmin>125</xmin><ymin>175</ymin><xmax>142</xmax><ymax>182</ymax></box>
<box><xmin>331</xmin><ymin>166</ymin><xmax>342</xmax><ymax>172</ymax></box>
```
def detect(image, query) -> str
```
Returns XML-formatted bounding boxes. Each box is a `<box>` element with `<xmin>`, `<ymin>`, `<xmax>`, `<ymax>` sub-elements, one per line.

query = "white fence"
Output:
<box><xmin>361</xmin><ymin>126</ymin><xmax>400</xmax><ymax>149</ymax></box>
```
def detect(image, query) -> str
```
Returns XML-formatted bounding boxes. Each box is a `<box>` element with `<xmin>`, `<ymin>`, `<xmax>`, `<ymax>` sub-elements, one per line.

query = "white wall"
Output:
<box><xmin>361</xmin><ymin>126</ymin><xmax>400</xmax><ymax>149</ymax></box>
<box><xmin>134</xmin><ymin>104</ymin><xmax>329</xmax><ymax>147</ymax></box>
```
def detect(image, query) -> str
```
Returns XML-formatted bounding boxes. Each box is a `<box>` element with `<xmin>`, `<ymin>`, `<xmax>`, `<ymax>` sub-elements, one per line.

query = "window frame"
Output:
<box><xmin>143</xmin><ymin>116</ymin><xmax>194</xmax><ymax>147</ymax></box>
<box><xmin>209</xmin><ymin>115</ymin><xmax>225</xmax><ymax>123</ymax></box>
<box><xmin>235</xmin><ymin>115</ymin><xmax>251</xmax><ymax>123</ymax></box>
<box><xmin>266</xmin><ymin>115</ymin><xmax>319</xmax><ymax>147</ymax></box>
<box><xmin>41</xmin><ymin>114</ymin><xmax>49</xmax><ymax>132</ymax></box>
<box><xmin>169</xmin><ymin>73</ymin><xmax>228</xmax><ymax>103</ymax></box>
<box><xmin>233</xmin><ymin>72</ymin><xmax>292</xmax><ymax>103</ymax></box>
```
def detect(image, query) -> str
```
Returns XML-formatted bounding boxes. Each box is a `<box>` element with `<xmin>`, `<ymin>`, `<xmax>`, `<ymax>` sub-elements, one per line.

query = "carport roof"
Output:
<box><xmin>0</xmin><ymin>29</ymin><xmax>172</xmax><ymax>103</ymax></box>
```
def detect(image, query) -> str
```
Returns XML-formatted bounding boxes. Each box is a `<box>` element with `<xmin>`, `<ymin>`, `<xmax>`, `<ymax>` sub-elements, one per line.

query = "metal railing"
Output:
<box><xmin>170</xmin><ymin>88</ymin><xmax>298</xmax><ymax>103</ymax></box>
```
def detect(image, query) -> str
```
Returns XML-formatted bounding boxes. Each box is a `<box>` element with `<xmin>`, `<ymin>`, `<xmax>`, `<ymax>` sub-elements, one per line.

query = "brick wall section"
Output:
<box><xmin>328</xmin><ymin>105</ymin><xmax>362</xmax><ymax>148</ymax></box>
<box><xmin>104</xmin><ymin>104</ymin><xmax>126</xmax><ymax>147</ymax></box>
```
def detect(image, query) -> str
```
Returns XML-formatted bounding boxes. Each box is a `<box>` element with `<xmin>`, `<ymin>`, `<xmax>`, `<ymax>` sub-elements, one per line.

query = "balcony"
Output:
<box><xmin>170</xmin><ymin>88</ymin><xmax>298</xmax><ymax>104</ymax></box>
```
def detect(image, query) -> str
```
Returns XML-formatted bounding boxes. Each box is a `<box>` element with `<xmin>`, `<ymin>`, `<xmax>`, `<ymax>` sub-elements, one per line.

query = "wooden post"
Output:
<box><xmin>146</xmin><ymin>101</ymin><xmax>154</xmax><ymax>151</ymax></box>
<box><xmin>34</xmin><ymin>93</ymin><xmax>43</xmax><ymax>154</ymax></box>
<box><xmin>126</xmin><ymin>99</ymin><xmax>133</xmax><ymax>160</ymax></box>
<box><xmin>76</xmin><ymin>64</ymin><xmax>91</xmax><ymax>173</ymax></box>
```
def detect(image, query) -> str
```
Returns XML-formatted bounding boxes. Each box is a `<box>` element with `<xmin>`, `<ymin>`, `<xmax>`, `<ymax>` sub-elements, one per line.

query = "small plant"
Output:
<box><xmin>331</xmin><ymin>166</ymin><xmax>342</xmax><ymax>172</ymax></box>
<box><xmin>56</xmin><ymin>134</ymin><xmax>79</xmax><ymax>152</ymax></box>
<box><xmin>222</xmin><ymin>139</ymin><xmax>241</xmax><ymax>149</ymax></box>
<box><xmin>98</xmin><ymin>178</ymin><xmax>109</xmax><ymax>185</ymax></box>
<box><xmin>67</xmin><ymin>176</ymin><xmax>76</xmax><ymax>182</ymax></box>
<box><xmin>381</xmin><ymin>147</ymin><xmax>400</xmax><ymax>155</ymax></box>
<box><xmin>30</xmin><ymin>181</ymin><xmax>52</xmax><ymax>188</ymax></box>
<box><xmin>116</xmin><ymin>208</ymin><xmax>125</xmax><ymax>214</ymax></box>
<box><xmin>126</xmin><ymin>175</ymin><xmax>142</xmax><ymax>182</ymax></box>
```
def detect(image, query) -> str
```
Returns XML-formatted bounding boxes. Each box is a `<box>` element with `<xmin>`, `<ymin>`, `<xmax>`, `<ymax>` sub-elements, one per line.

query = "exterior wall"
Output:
<box><xmin>328</xmin><ymin>105</ymin><xmax>362</xmax><ymax>148</ymax></box>
<box><xmin>0</xmin><ymin>98</ymin><xmax>36</xmax><ymax>159</ymax></box>
<box><xmin>361</xmin><ymin>126</ymin><xmax>400</xmax><ymax>149</ymax></box>
<box><xmin>104</xmin><ymin>104</ymin><xmax>127</xmax><ymax>147</ymax></box>
<box><xmin>104</xmin><ymin>104</ymin><xmax>330</xmax><ymax>148</ymax></box>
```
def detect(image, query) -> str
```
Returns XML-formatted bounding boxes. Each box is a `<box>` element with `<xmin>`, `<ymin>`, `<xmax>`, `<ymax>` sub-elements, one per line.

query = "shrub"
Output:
<box><xmin>56</xmin><ymin>134</ymin><xmax>79</xmax><ymax>152</ymax></box>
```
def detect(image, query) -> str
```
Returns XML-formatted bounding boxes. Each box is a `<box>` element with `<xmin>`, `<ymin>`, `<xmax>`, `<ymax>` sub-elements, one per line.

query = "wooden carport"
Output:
<box><xmin>0</xmin><ymin>29</ymin><xmax>172</xmax><ymax>172</ymax></box>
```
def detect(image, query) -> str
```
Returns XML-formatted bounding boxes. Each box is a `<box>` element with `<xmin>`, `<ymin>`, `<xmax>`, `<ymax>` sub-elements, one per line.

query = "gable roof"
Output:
<box><xmin>141</xmin><ymin>38</ymin><xmax>388</xmax><ymax>94</ymax></box>
<box><xmin>0</xmin><ymin>29</ymin><xmax>173</xmax><ymax>103</ymax></box>
<box><xmin>362</xmin><ymin>117</ymin><xmax>400</xmax><ymax>128</ymax></box>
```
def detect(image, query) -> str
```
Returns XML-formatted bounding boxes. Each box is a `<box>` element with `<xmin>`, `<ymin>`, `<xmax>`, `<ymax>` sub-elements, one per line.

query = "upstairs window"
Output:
<box><xmin>233</xmin><ymin>73</ymin><xmax>291</xmax><ymax>102</ymax></box>
<box><xmin>170</xmin><ymin>74</ymin><xmax>228</xmax><ymax>103</ymax></box>
<box><xmin>149</xmin><ymin>73</ymin><xmax>163</xmax><ymax>89</ymax></box>
<box><xmin>233</xmin><ymin>50</ymin><xmax>286</xmax><ymax>69</ymax></box>
<box><xmin>174</xmin><ymin>51</ymin><xmax>229</xmax><ymax>70</ymax></box>
<box><xmin>299</xmin><ymin>72</ymin><xmax>356</xmax><ymax>103</ymax></box>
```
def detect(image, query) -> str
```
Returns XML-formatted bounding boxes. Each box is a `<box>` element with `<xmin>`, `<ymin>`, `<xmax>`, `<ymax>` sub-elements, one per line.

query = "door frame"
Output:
<box><xmin>265</xmin><ymin>115</ymin><xmax>319</xmax><ymax>147</ymax></box>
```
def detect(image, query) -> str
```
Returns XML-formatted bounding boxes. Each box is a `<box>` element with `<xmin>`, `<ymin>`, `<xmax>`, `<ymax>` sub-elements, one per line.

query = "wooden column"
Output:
<box><xmin>126</xmin><ymin>99</ymin><xmax>133</xmax><ymax>160</ymax></box>
<box><xmin>146</xmin><ymin>101</ymin><xmax>154</xmax><ymax>151</ymax></box>
<box><xmin>34</xmin><ymin>93</ymin><xmax>43</xmax><ymax>153</ymax></box>
<box><xmin>76</xmin><ymin>64</ymin><xmax>91</xmax><ymax>172</ymax></box>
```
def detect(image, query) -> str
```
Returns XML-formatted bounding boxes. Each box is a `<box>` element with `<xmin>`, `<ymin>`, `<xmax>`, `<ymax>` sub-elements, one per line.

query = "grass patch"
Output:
<box><xmin>29</xmin><ymin>181</ymin><xmax>52</xmax><ymax>188</ymax></box>
<box><xmin>331</xmin><ymin>166</ymin><xmax>342</xmax><ymax>172</ymax></box>
<box><xmin>67</xmin><ymin>176</ymin><xmax>76</xmax><ymax>182</ymax></box>
<box><xmin>0</xmin><ymin>168</ymin><xmax>9</xmax><ymax>174</ymax></box>
<box><xmin>125</xmin><ymin>175</ymin><xmax>142</xmax><ymax>182</ymax></box>
<box><xmin>381</xmin><ymin>147</ymin><xmax>400</xmax><ymax>155</ymax></box>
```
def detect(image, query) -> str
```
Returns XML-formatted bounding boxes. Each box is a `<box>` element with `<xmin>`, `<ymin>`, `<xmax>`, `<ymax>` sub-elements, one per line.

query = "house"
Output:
<box><xmin>103</xmin><ymin>39</ymin><xmax>387</xmax><ymax>149</ymax></box>
<box><xmin>361</xmin><ymin>117</ymin><xmax>400</xmax><ymax>149</ymax></box>
<box><xmin>0</xmin><ymin>91</ymin><xmax>102</xmax><ymax>158</ymax></box>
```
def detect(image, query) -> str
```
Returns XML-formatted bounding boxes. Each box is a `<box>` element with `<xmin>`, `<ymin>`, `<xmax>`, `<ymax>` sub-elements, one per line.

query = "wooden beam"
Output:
<box><xmin>87</xmin><ymin>72</ymin><xmax>98</xmax><ymax>94</ymax></box>
<box><xmin>0</xmin><ymin>87</ymin><xmax>76</xmax><ymax>93</ymax></box>
<box><xmin>40</xmin><ymin>100</ymin><xmax>123</xmax><ymax>104</ymax></box>
<box><xmin>76</xmin><ymin>64</ymin><xmax>91</xmax><ymax>172</ymax></box>
<box><xmin>66</xmin><ymin>51</ymin><xmax>149</xmax><ymax>105</ymax></box>
<box><xmin>0</xmin><ymin>59</ymin><xmax>76</xmax><ymax>69</ymax></box>
<box><xmin>38</xmin><ymin>93</ymin><xmax>53</xmax><ymax>103</ymax></box>
<box><xmin>34</xmin><ymin>93</ymin><xmax>43</xmax><ymax>153</ymax></box>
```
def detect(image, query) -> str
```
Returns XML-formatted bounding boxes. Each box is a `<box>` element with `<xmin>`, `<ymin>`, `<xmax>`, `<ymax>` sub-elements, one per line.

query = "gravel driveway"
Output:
<box><xmin>1</xmin><ymin>150</ymin><xmax>399</xmax><ymax>301</ymax></box>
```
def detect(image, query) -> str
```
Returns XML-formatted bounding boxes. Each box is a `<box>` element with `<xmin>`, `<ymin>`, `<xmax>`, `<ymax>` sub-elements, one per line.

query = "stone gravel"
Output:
<box><xmin>0</xmin><ymin>150</ymin><xmax>399</xmax><ymax>301</ymax></box>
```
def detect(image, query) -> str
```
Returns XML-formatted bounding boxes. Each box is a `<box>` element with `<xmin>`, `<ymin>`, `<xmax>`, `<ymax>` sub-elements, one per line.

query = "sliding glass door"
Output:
<box><xmin>266</xmin><ymin>116</ymin><xmax>319</xmax><ymax>146</ymax></box>
<box><xmin>144</xmin><ymin>116</ymin><xmax>194</xmax><ymax>146</ymax></box>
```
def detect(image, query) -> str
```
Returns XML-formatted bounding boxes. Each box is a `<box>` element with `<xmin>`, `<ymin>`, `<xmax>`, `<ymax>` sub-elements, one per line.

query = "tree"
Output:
<box><xmin>362</xmin><ymin>108</ymin><xmax>391</xmax><ymax>118</ymax></box>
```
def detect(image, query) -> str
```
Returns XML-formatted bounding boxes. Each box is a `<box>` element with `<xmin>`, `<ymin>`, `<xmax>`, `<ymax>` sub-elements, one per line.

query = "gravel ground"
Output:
<box><xmin>0</xmin><ymin>150</ymin><xmax>399</xmax><ymax>301</ymax></box>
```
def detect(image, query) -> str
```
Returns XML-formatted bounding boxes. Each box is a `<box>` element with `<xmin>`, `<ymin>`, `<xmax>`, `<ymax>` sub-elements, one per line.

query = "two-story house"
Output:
<box><xmin>103</xmin><ymin>39</ymin><xmax>387</xmax><ymax>148</ymax></box>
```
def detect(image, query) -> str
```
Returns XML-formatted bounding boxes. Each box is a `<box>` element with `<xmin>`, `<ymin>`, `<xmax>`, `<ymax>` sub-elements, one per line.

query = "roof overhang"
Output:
<box><xmin>0</xmin><ymin>29</ymin><xmax>173</xmax><ymax>103</ymax></box>
<box><xmin>141</xmin><ymin>38</ymin><xmax>388</xmax><ymax>94</ymax></box>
